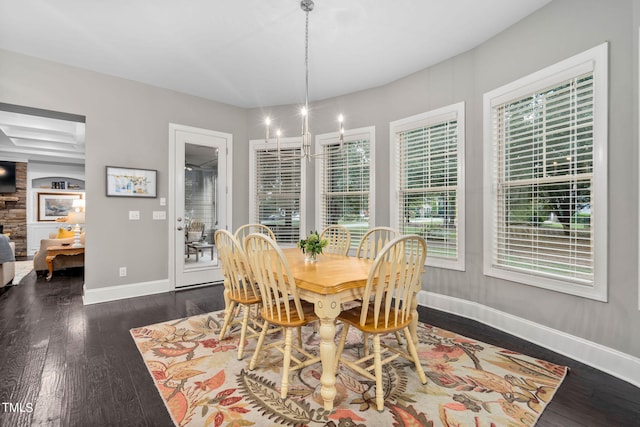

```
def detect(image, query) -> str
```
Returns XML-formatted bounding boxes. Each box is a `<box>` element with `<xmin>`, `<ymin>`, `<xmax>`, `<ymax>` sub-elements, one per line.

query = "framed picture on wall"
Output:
<box><xmin>106</xmin><ymin>166</ymin><xmax>157</xmax><ymax>198</ymax></box>
<box><xmin>37</xmin><ymin>192</ymin><xmax>84</xmax><ymax>221</ymax></box>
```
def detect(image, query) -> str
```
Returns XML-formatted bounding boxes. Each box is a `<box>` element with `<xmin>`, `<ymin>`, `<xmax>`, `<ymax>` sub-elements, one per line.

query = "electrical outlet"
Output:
<box><xmin>129</xmin><ymin>210</ymin><xmax>140</xmax><ymax>220</ymax></box>
<box><xmin>119</xmin><ymin>267</ymin><xmax>127</xmax><ymax>277</ymax></box>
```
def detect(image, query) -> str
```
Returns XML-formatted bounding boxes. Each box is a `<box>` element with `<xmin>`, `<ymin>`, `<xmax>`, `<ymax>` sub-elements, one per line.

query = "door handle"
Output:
<box><xmin>177</xmin><ymin>226</ymin><xmax>184</xmax><ymax>231</ymax></box>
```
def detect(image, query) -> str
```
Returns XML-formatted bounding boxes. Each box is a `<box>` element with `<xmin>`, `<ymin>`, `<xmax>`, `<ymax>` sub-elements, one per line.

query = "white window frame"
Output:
<box><xmin>315</xmin><ymin>126</ymin><xmax>375</xmax><ymax>252</ymax></box>
<box><xmin>483</xmin><ymin>42</ymin><xmax>608</xmax><ymax>301</ymax></box>
<box><xmin>390</xmin><ymin>102</ymin><xmax>466</xmax><ymax>271</ymax></box>
<box><xmin>249</xmin><ymin>137</ymin><xmax>306</xmax><ymax>246</ymax></box>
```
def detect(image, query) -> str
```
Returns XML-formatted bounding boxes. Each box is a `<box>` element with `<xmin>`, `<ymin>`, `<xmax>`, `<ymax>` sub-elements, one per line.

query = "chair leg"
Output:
<box><xmin>280</xmin><ymin>328</ymin><xmax>293</xmax><ymax>399</ymax></box>
<box><xmin>363</xmin><ymin>332</ymin><xmax>370</xmax><ymax>357</ymax></box>
<box><xmin>249</xmin><ymin>320</ymin><xmax>269</xmax><ymax>370</ymax></box>
<box><xmin>372</xmin><ymin>334</ymin><xmax>384</xmax><ymax>412</ymax></box>
<box><xmin>403</xmin><ymin>327</ymin><xmax>427</xmax><ymax>384</ymax></box>
<box><xmin>237</xmin><ymin>305</ymin><xmax>251</xmax><ymax>360</ymax></box>
<box><xmin>296</xmin><ymin>326</ymin><xmax>303</xmax><ymax>349</ymax></box>
<box><xmin>394</xmin><ymin>331</ymin><xmax>403</xmax><ymax>346</ymax></box>
<box><xmin>219</xmin><ymin>301</ymin><xmax>237</xmax><ymax>340</ymax></box>
<box><xmin>334</xmin><ymin>323</ymin><xmax>350</xmax><ymax>371</ymax></box>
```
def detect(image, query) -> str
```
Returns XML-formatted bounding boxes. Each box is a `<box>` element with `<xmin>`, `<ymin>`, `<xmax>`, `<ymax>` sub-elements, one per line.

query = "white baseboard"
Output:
<box><xmin>83</xmin><ymin>279</ymin><xmax>172</xmax><ymax>305</ymax></box>
<box><xmin>417</xmin><ymin>290</ymin><xmax>640</xmax><ymax>389</ymax></box>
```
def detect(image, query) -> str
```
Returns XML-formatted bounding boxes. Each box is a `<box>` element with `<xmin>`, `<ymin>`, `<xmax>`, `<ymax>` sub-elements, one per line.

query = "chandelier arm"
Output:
<box><xmin>261</xmin><ymin>147</ymin><xmax>339</xmax><ymax>161</ymax></box>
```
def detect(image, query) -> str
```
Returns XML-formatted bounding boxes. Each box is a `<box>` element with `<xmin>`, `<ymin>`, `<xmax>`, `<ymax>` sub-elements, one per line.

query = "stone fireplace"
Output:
<box><xmin>0</xmin><ymin>162</ymin><xmax>27</xmax><ymax>257</ymax></box>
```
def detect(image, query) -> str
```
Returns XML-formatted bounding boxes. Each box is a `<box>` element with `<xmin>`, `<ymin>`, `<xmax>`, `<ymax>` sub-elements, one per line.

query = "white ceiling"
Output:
<box><xmin>0</xmin><ymin>0</ymin><xmax>550</xmax><ymax>163</ymax></box>
<box><xmin>0</xmin><ymin>109</ymin><xmax>85</xmax><ymax>164</ymax></box>
<box><xmin>0</xmin><ymin>0</ymin><xmax>551</xmax><ymax>109</ymax></box>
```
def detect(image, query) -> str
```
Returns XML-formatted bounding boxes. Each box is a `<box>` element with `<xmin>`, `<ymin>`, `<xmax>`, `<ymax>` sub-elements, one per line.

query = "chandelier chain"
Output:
<box><xmin>263</xmin><ymin>0</ymin><xmax>344</xmax><ymax>161</ymax></box>
<box><xmin>305</xmin><ymin>8</ymin><xmax>310</xmax><ymax>111</ymax></box>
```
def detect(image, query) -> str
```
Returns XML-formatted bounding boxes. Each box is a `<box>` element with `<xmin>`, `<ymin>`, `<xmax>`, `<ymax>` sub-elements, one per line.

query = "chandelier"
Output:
<box><xmin>264</xmin><ymin>0</ymin><xmax>345</xmax><ymax>160</ymax></box>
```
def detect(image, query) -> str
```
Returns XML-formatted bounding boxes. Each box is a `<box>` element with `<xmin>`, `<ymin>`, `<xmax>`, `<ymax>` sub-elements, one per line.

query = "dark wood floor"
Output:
<box><xmin>1</xmin><ymin>270</ymin><xmax>638</xmax><ymax>427</ymax></box>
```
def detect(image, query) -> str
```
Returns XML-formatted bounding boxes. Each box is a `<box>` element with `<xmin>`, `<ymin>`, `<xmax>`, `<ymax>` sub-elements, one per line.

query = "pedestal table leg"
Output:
<box><xmin>315</xmin><ymin>296</ymin><xmax>341</xmax><ymax>411</ymax></box>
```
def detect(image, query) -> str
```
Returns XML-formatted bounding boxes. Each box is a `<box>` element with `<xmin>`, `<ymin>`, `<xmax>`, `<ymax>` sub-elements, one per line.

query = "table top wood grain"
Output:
<box><xmin>282</xmin><ymin>247</ymin><xmax>372</xmax><ymax>295</ymax></box>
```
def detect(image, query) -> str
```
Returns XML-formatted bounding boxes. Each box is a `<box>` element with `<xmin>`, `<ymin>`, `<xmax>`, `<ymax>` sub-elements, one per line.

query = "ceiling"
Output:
<box><xmin>0</xmin><ymin>0</ymin><xmax>551</xmax><ymax>109</ymax></box>
<box><xmin>0</xmin><ymin>0</ymin><xmax>550</xmax><ymax>163</ymax></box>
<box><xmin>0</xmin><ymin>108</ymin><xmax>85</xmax><ymax>164</ymax></box>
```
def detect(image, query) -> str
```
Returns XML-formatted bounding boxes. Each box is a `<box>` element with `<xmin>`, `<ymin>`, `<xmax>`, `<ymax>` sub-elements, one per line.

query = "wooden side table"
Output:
<box><xmin>45</xmin><ymin>245</ymin><xmax>85</xmax><ymax>281</ymax></box>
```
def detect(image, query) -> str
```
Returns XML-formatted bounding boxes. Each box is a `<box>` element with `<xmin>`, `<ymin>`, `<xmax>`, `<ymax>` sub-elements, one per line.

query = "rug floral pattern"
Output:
<box><xmin>130</xmin><ymin>310</ymin><xmax>567</xmax><ymax>427</ymax></box>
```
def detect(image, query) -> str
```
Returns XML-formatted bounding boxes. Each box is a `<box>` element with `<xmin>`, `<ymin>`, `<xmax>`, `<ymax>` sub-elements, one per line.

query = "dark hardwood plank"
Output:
<box><xmin>0</xmin><ymin>271</ymin><xmax>638</xmax><ymax>427</ymax></box>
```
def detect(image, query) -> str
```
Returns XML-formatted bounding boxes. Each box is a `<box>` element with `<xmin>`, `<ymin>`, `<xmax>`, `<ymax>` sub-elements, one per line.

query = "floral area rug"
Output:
<box><xmin>130</xmin><ymin>310</ymin><xmax>567</xmax><ymax>427</ymax></box>
<box><xmin>12</xmin><ymin>260</ymin><xmax>34</xmax><ymax>285</ymax></box>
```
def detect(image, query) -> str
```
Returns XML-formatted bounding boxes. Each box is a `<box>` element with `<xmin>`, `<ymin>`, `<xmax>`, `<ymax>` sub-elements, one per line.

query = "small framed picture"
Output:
<box><xmin>38</xmin><ymin>192</ymin><xmax>84</xmax><ymax>221</ymax></box>
<box><xmin>106</xmin><ymin>166</ymin><xmax>157</xmax><ymax>198</ymax></box>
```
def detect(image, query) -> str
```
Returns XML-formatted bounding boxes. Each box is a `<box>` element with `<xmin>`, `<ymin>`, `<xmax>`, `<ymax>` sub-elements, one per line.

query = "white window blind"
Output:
<box><xmin>493</xmin><ymin>76</ymin><xmax>593</xmax><ymax>283</ymax></box>
<box><xmin>317</xmin><ymin>128</ymin><xmax>373</xmax><ymax>250</ymax></box>
<box><xmin>250</xmin><ymin>142</ymin><xmax>303</xmax><ymax>244</ymax></box>
<box><xmin>391</xmin><ymin>103</ymin><xmax>465</xmax><ymax>270</ymax></box>
<box><xmin>483</xmin><ymin>42</ymin><xmax>608</xmax><ymax>301</ymax></box>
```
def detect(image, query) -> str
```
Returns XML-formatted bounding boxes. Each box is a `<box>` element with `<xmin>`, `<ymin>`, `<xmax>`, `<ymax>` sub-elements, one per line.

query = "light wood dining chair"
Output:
<box><xmin>356</xmin><ymin>226</ymin><xmax>399</xmax><ymax>261</ymax></box>
<box><xmin>244</xmin><ymin>233</ymin><xmax>321</xmax><ymax>399</ymax></box>
<box><xmin>335</xmin><ymin>235</ymin><xmax>428</xmax><ymax>412</ymax></box>
<box><xmin>356</xmin><ymin>226</ymin><xmax>402</xmax><ymax>346</ymax></box>
<box><xmin>320</xmin><ymin>224</ymin><xmax>351</xmax><ymax>256</ymax></box>
<box><xmin>215</xmin><ymin>229</ymin><xmax>262</xmax><ymax>360</ymax></box>
<box><xmin>234</xmin><ymin>223</ymin><xmax>275</xmax><ymax>249</ymax></box>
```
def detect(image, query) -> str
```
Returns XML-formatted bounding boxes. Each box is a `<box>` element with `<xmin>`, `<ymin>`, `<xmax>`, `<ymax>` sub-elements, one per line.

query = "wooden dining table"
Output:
<box><xmin>281</xmin><ymin>247</ymin><xmax>420</xmax><ymax>411</ymax></box>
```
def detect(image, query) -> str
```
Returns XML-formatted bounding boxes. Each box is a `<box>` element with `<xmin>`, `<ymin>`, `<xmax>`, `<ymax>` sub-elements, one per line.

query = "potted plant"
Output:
<box><xmin>298</xmin><ymin>230</ymin><xmax>328</xmax><ymax>263</ymax></box>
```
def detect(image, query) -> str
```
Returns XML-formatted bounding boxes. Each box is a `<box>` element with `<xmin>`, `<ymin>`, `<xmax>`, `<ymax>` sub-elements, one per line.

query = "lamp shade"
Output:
<box><xmin>67</xmin><ymin>211</ymin><xmax>85</xmax><ymax>225</ymax></box>
<box><xmin>72</xmin><ymin>199</ymin><xmax>85</xmax><ymax>211</ymax></box>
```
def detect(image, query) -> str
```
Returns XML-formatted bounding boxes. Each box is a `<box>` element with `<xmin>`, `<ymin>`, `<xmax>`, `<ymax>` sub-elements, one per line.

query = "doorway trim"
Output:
<box><xmin>168</xmin><ymin>123</ymin><xmax>233</xmax><ymax>290</ymax></box>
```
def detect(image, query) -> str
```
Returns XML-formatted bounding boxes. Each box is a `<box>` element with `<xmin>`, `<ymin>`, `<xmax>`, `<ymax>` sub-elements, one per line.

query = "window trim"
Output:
<box><xmin>249</xmin><ymin>137</ymin><xmax>307</xmax><ymax>246</ymax></box>
<box><xmin>389</xmin><ymin>102</ymin><xmax>466</xmax><ymax>271</ymax></box>
<box><xmin>314</xmin><ymin>126</ymin><xmax>375</xmax><ymax>250</ymax></box>
<box><xmin>483</xmin><ymin>42</ymin><xmax>608</xmax><ymax>301</ymax></box>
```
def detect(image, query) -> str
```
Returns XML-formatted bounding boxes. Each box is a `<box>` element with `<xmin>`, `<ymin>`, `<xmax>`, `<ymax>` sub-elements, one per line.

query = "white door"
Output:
<box><xmin>169</xmin><ymin>124</ymin><xmax>231</xmax><ymax>288</ymax></box>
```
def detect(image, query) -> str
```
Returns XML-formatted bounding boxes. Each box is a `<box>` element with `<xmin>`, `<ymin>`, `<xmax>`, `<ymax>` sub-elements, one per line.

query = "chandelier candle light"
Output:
<box><xmin>264</xmin><ymin>0</ymin><xmax>345</xmax><ymax>160</ymax></box>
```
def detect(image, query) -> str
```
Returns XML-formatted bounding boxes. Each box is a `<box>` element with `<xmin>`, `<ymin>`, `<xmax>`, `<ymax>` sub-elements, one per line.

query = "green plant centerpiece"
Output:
<box><xmin>297</xmin><ymin>230</ymin><xmax>328</xmax><ymax>263</ymax></box>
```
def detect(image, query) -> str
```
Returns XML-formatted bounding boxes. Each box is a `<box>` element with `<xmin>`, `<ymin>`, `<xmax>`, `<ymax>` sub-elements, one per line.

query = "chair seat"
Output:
<box><xmin>261</xmin><ymin>300</ymin><xmax>317</xmax><ymax>327</ymax></box>
<box><xmin>228</xmin><ymin>287</ymin><xmax>261</xmax><ymax>305</ymax></box>
<box><xmin>338</xmin><ymin>304</ymin><xmax>412</xmax><ymax>334</ymax></box>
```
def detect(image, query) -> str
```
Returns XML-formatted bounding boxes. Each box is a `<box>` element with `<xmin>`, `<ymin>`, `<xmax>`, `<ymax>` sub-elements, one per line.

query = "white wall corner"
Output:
<box><xmin>83</xmin><ymin>279</ymin><xmax>172</xmax><ymax>305</ymax></box>
<box><xmin>417</xmin><ymin>290</ymin><xmax>640</xmax><ymax>389</ymax></box>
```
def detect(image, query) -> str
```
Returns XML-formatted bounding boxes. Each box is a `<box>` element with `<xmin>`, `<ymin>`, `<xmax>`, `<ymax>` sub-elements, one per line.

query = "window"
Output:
<box><xmin>249</xmin><ymin>138</ymin><xmax>306</xmax><ymax>244</ymax></box>
<box><xmin>483</xmin><ymin>43</ymin><xmax>608</xmax><ymax>301</ymax></box>
<box><xmin>390</xmin><ymin>103</ymin><xmax>465</xmax><ymax>270</ymax></box>
<box><xmin>316</xmin><ymin>127</ymin><xmax>374</xmax><ymax>250</ymax></box>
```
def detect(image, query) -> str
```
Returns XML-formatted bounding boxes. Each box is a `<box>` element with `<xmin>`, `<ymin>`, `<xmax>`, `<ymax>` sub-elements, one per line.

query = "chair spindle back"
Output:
<box><xmin>360</xmin><ymin>235</ymin><xmax>427</xmax><ymax>329</ymax></box>
<box><xmin>320</xmin><ymin>224</ymin><xmax>351</xmax><ymax>256</ymax></box>
<box><xmin>244</xmin><ymin>233</ymin><xmax>306</xmax><ymax>324</ymax></box>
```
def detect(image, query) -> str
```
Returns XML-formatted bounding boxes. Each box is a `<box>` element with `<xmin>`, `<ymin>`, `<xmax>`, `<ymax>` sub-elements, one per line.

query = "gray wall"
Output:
<box><xmin>1</xmin><ymin>0</ymin><xmax>638</xmax><ymax>360</ymax></box>
<box><xmin>247</xmin><ymin>0</ymin><xmax>640</xmax><ymax>359</ymax></box>
<box><xmin>0</xmin><ymin>48</ymin><xmax>248</xmax><ymax>289</ymax></box>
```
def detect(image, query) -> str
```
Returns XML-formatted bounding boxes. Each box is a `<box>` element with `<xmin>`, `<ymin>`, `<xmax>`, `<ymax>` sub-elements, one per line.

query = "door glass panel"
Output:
<box><xmin>183</xmin><ymin>142</ymin><xmax>219</xmax><ymax>269</ymax></box>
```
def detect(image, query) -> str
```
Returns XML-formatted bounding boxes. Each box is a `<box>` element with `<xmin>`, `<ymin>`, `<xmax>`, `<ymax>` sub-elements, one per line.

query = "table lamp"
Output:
<box><xmin>67</xmin><ymin>199</ymin><xmax>85</xmax><ymax>248</ymax></box>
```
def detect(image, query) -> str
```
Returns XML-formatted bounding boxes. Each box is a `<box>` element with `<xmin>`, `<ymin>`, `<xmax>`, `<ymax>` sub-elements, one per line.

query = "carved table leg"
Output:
<box><xmin>45</xmin><ymin>254</ymin><xmax>55</xmax><ymax>281</ymax></box>
<box><xmin>410</xmin><ymin>292</ymin><xmax>419</xmax><ymax>343</ymax></box>
<box><xmin>315</xmin><ymin>296</ymin><xmax>341</xmax><ymax>411</ymax></box>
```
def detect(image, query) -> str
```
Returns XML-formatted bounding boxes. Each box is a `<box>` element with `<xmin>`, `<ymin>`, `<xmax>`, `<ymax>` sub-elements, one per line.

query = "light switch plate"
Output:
<box><xmin>129</xmin><ymin>210</ymin><xmax>140</xmax><ymax>220</ymax></box>
<box><xmin>153</xmin><ymin>211</ymin><xmax>166</xmax><ymax>220</ymax></box>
